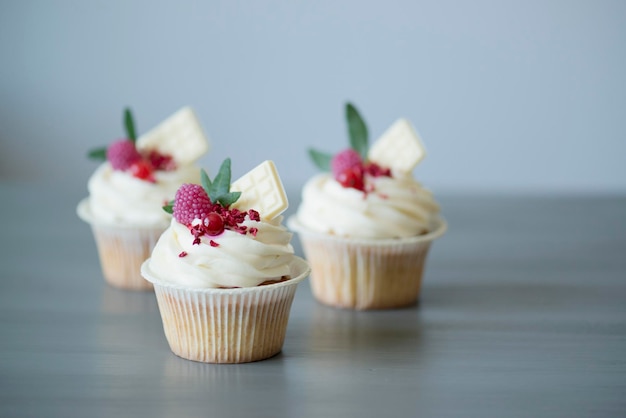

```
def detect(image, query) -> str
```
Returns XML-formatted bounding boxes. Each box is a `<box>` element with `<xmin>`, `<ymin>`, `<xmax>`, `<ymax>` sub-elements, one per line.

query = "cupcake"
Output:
<box><xmin>77</xmin><ymin>107</ymin><xmax>210</xmax><ymax>290</ymax></box>
<box><xmin>288</xmin><ymin>103</ymin><xmax>446</xmax><ymax>310</ymax></box>
<box><xmin>141</xmin><ymin>158</ymin><xmax>310</xmax><ymax>363</ymax></box>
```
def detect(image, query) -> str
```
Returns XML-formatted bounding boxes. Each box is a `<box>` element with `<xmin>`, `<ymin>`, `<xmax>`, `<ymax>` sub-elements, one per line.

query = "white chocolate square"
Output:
<box><xmin>136</xmin><ymin>107</ymin><xmax>210</xmax><ymax>165</ymax></box>
<box><xmin>368</xmin><ymin>118</ymin><xmax>426</xmax><ymax>173</ymax></box>
<box><xmin>231</xmin><ymin>160</ymin><xmax>288</xmax><ymax>220</ymax></box>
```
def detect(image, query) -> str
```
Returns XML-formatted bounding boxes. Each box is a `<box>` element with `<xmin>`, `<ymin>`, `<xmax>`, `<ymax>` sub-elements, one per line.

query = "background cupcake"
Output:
<box><xmin>142</xmin><ymin>159</ymin><xmax>309</xmax><ymax>363</ymax></box>
<box><xmin>77</xmin><ymin>107</ymin><xmax>210</xmax><ymax>290</ymax></box>
<box><xmin>288</xmin><ymin>103</ymin><xmax>446</xmax><ymax>310</ymax></box>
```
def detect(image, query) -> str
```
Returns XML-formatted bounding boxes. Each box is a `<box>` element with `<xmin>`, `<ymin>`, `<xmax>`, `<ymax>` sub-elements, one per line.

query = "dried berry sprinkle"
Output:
<box><xmin>145</xmin><ymin>150</ymin><xmax>176</xmax><ymax>171</ymax></box>
<box><xmin>129</xmin><ymin>159</ymin><xmax>155</xmax><ymax>182</ymax></box>
<box><xmin>182</xmin><ymin>203</ymin><xmax>262</xmax><ymax>246</ymax></box>
<box><xmin>365</xmin><ymin>162</ymin><xmax>391</xmax><ymax>178</ymax></box>
<box><xmin>248</xmin><ymin>209</ymin><xmax>260</xmax><ymax>222</ymax></box>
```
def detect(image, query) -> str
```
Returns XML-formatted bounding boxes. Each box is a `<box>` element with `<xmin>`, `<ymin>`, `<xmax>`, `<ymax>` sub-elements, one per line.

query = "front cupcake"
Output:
<box><xmin>288</xmin><ymin>103</ymin><xmax>446</xmax><ymax>310</ymax></box>
<box><xmin>77</xmin><ymin>107</ymin><xmax>210</xmax><ymax>290</ymax></box>
<box><xmin>141</xmin><ymin>159</ymin><xmax>309</xmax><ymax>363</ymax></box>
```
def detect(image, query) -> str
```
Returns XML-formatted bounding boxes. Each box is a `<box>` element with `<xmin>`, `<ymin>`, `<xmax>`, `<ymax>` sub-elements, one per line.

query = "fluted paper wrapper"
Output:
<box><xmin>141</xmin><ymin>257</ymin><xmax>310</xmax><ymax>363</ymax></box>
<box><xmin>288</xmin><ymin>216</ymin><xmax>446</xmax><ymax>310</ymax></box>
<box><xmin>77</xmin><ymin>198</ymin><xmax>165</xmax><ymax>291</ymax></box>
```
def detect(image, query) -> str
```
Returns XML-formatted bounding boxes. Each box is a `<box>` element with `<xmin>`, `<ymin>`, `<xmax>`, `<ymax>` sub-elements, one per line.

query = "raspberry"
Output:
<box><xmin>107</xmin><ymin>139</ymin><xmax>141</xmax><ymax>170</ymax></box>
<box><xmin>173</xmin><ymin>184</ymin><xmax>212</xmax><ymax>225</ymax></box>
<box><xmin>331</xmin><ymin>149</ymin><xmax>362</xmax><ymax>179</ymax></box>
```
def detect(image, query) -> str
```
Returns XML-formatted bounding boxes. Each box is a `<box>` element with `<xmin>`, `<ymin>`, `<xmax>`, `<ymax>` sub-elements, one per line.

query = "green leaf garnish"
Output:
<box><xmin>308</xmin><ymin>148</ymin><xmax>332</xmax><ymax>172</ymax></box>
<box><xmin>216</xmin><ymin>191</ymin><xmax>242</xmax><ymax>207</ymax></box>
<box><xmin>87</xmin><ymin>147</ymin><xmax>107</xmax><ymax>161</ymax></box>
<box><xmin>200</xmin><ymin>158</ymin><xmax>242</xmax><ymax>207</ymax></box>
<box><xmin>201</xmin><ymin>169</ymin><xmax>212</xmax><ymax>193</ymax></box>
<box><xmin>306</xmin><ymin>102</ymin><xmax>371</xmax><ymax>173</ymax></box>
<box><xmin>345</xmin><ymin>102</ymin><xmax>368</xmax><ymax>160</ymax></box>
<box><xmin>162</xmin><ymin>199</ymin><xmax>174</xmax><ymax>214</ymax></box>
<box><xmin>124</xmin><ymin>108</ymin><xmax>137</xmax><ymax>143</ymax></box>
<box><xmin>88</xmin><ymin>107</ymin><xmax>139</xmax><ymax>163</ymax></box>
<box><xmin>210</xmin><ymin>158</ymin><xmax>233</xmax><ymax>200</ymax></box>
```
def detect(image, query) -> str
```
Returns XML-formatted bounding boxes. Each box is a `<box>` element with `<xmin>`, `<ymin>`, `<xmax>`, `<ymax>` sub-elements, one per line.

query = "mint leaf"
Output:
<box><xmin>345</xmin><ymin>102</ymin><xmax>368</xmax><ymax>160</ymax></box>
<box><xmin>162</xmin><ymin>199</ymin><xmax>174</xmax><ymax>214</ymax></box>
<box><xmin>200</xmin><ymin>169</ymin><xmax>212</xmax><ymax>195</ymax></box>
<box><xmin>217</xmin><ymin>191</ymin><xmax>241</xmax><ymax>207</ymax></box>
<box><xmin>88</xmin><ymin>147</ymin><xmax>107</xmax><ymax>160</ymax></box>
<box><xmin>124</xmin><ymin>108</ymin><xmax>137</xmax><ymax>143</ymax></box>
<box><xmin>205</xmin><ymin>158</ymin><xmax>241</xmax><ymax>207</ymax></box>
<box><xmin>308</xmin><ymin>148</ymin><xmax>332</xmax><ymax>171</ymax></box>
<box><xmin>209</xmin><ymin>158</ymin><xmax>232</xmax><ymax>201</ymax></box>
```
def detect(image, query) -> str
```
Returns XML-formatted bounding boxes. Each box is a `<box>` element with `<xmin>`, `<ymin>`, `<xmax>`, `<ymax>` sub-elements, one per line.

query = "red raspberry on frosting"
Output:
<box><xmin>173</xmin><ymin>184</ymin><xmax>212</xmax><ymax>225</ymax></box>
<box><xmin>331</xmin><ymin>148</ymin><xmax>362</xmax><ymax>179</ymax></box>
<box><xmin>107</xmin><ymin>139</ymin><xmax>141</xmax><ymax>170</ymax></box>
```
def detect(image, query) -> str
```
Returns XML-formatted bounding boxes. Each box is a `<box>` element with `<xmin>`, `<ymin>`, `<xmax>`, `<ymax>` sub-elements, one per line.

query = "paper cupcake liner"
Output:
<box><xmin>141</xmin><ymin>257</ymin><xmax>310</xmax><ymax>363</ymax></box>
<box><xmin>78</xmin><ymin>198</ymin><xmax>165</xmax><ymax>291</ymax></box>
<box><xmin>288</xmin><ymin>216</ymin><xmax>446</xmax><ymax>310</ymax></box>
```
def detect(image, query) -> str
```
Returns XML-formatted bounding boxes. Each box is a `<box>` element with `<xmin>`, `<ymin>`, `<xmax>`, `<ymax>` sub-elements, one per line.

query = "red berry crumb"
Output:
<box><xmin>129</xmin><ymin>159</ymin><xmax>155</xmax><ymax>182</ymax></box>
<box><xmin>107</xmin><ymin>139</ymin><xmax>141</xmax><ymax>170</ymax></box>
<box><xmin>336</xmin><ymin>165</ymin><xmax>365</xmax><ymax>191</ymax></box>
<box><xmin>365</xmin><ymin>162</ymin><xmax>391</xmax><ymax>178</ymax></box>
<box><xmin>331</xmin><ymin>149</ymin><xmax>362</xmax><ymax>179</ymax></box>
<box><xmin>248</xmin><ymin>209</ymin><xmax>260</xmax><ymax>222</ymax></box>
<box><xmin>145</xmin><ymin>150</ymin><xmax>177</xmax><ymax>171</ymax></box>
<box><xmin>173</xmin><ymin>184</ymin><xmax>212</xmax><ymax>225</ymax></box>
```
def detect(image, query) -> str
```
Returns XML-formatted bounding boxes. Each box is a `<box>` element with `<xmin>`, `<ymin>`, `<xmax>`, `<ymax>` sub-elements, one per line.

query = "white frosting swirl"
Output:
<box><xmin>147</xmin><ymin>216</ymin><xmax>295</xmax><ymax>288</ymax></box>
<box><xmin>85</xmin><ymin>162</ymin><xmax>200</xmax><ymax>227</ymax></box>
<box><xmin>295</xmin><ymin>173</ymin><xmax>439</xmax><ymax>238</ymax></box>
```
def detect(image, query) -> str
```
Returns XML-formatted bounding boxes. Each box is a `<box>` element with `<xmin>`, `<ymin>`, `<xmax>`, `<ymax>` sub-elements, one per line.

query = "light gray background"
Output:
<box><xmin>1</xmin><ymin>0</ymin><xmax>625</xmax><ymax>195</ymax></box>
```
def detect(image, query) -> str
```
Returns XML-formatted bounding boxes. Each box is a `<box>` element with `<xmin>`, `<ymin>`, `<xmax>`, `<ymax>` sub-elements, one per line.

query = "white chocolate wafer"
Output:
<box><xmin>137</xmin><ymin>107</ymin><xmax>210</xmax><ymax>165</ymax></box>
<box><xmin>231</xmin><ymin>160</ymin><xmax>288</xmax><ymax>220</ymax></box>
<box><xmin>368</xmin><ymin>118</ymin><xmax>426</xmax><ymax>173</ymax></box>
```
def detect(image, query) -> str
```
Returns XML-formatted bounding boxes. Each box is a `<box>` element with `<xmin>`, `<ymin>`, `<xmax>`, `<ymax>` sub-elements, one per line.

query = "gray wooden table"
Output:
<box><xmin>1</xmin><ymin>183</ymin><xmax>624</xmax><ymax>417</ymax></box>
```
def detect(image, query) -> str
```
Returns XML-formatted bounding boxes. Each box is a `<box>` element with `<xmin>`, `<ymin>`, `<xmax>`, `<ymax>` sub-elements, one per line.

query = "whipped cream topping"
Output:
<box><xmin>147</xmin><ymin>216</ymin><xmax>295</xmax><ymax>288</ymax></box>
<box><xmin>295</xmin><ymin>173</ymin><xmax>439</xmax><ymax>239</ymax></box>
<box><xmin>85</xmin><ymin>162</ymin><xmax>200</xmax><ymax>227</ymax></box>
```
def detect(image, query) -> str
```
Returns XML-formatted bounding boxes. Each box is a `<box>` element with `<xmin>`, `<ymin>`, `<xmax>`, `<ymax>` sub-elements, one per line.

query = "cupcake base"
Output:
<box><xmin>90</xmin><ymin>224</ymin><xmax>163</xmax><ymax>290</ymax></box>
<box><xmin>288</xmin><ymin>216</ymin><xmax>446</xmax><ymax>310</ymax></box>
<box><xmin>141</xmin><ymin>257</ymin><xmax>310</xmax><ymax>363</ymax></box>
<box><xmin>78</xmin><ymin>198</ymin><xmax>164</xmax><ymax>291</ymax></box>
